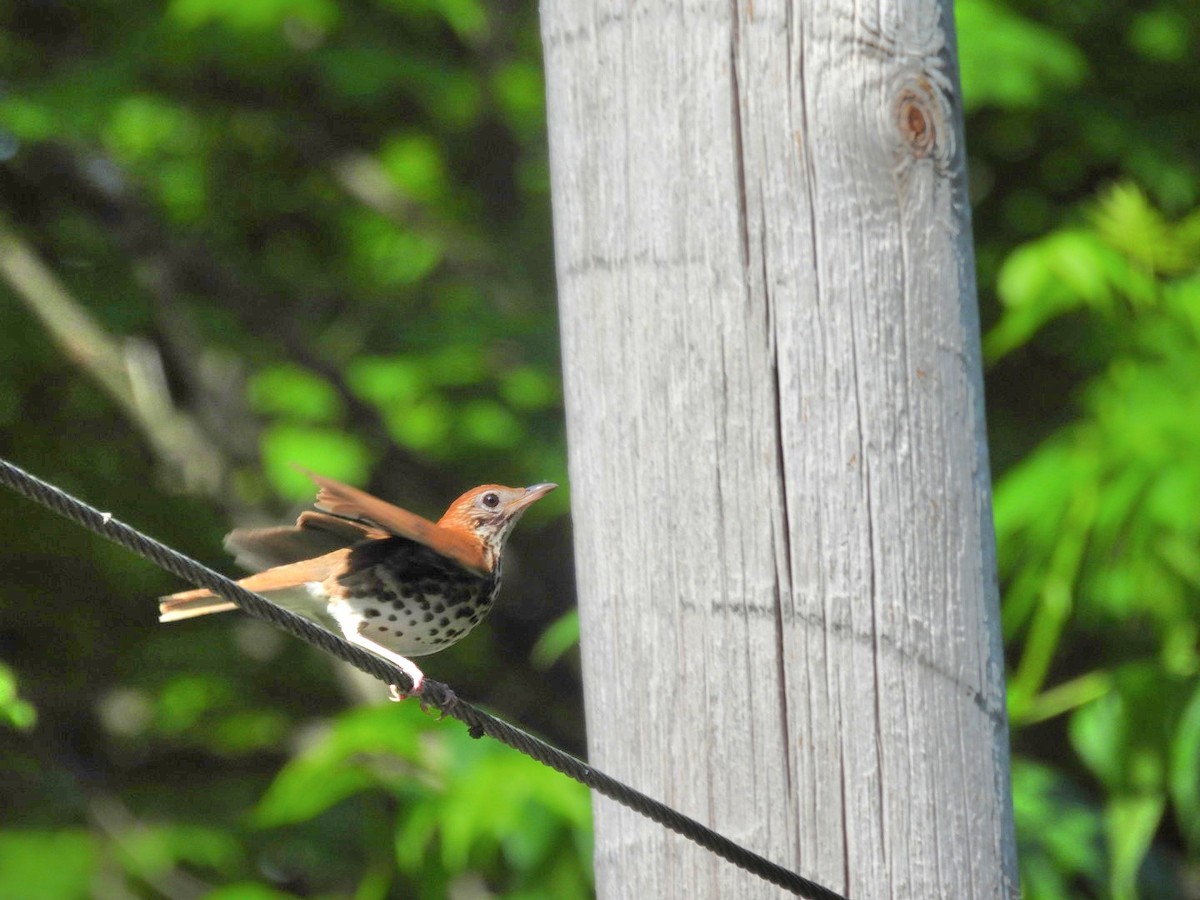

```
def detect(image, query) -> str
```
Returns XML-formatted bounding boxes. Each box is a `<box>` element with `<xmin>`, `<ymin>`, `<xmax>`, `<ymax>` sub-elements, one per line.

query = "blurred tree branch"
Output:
<box><xmin>331</xmin><ymin>152</ymin><xmax>493</xmax><ymax>270</ymax></box>
<box><xmin>0</xmin><ymin>216</ymin><xmax>409</xmax><ymax>707</ymax></box>
<box><xmin>3</xmin><ymin>143</ymin><xmax>457</xmax><ymax>506</ymax></box>
<box><xmin>88</xmin><ymin>795</ymin><xmax>212</xmax><ymax>900</ymax></box>
<box><xmin>0</xmin><ymin>218</ymin><xmax>228</xmax><ymax>498</ymax></box>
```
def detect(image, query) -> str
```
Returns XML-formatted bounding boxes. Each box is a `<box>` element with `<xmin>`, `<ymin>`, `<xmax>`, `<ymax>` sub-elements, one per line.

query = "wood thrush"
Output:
<box><xmin>158</xmin><ymin>470</ymin><xmax>556</xmax><ymax>699</ymax></box>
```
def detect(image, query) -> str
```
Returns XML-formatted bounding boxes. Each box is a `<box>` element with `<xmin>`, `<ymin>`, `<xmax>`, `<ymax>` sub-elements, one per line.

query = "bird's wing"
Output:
<box><xmin>298</xmin><ymin>468</ymin><xmax>488</xmax><ymax>575</ymax></box>
<box><xmin>225</xmin><ymin>511</ymin><xmax>388</xmax><ymax>571</ymax></box>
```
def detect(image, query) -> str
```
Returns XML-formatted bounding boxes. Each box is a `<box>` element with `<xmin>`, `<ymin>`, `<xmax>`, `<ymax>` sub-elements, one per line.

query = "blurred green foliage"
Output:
<box><xmin>0</xmin><ymin>0</ymin><xmax>1197</xmax><ymax>897</ymax></box>
<box><xmin>1</xmin><ymin>0</ymin><xmax>582</xmax><ymax>895</ymax></box>
<box><xmin>963</xmin><ymin>2</ymin><xmax>1200</xmax><ymax>896</ymax></box>
<box><xmin>990</xmin><ymin>185</ymin><xmax>1200</xmax><ymax>898</ymax></box>
<box><xmin>0</xmin><ymin>662</ymin><xmax>36</xmax><ymax>731</ymax></box>
<box><xmin>254</xmin><ymin>705</ymin><xmax>592</xmax><ymax>897</ymax></box>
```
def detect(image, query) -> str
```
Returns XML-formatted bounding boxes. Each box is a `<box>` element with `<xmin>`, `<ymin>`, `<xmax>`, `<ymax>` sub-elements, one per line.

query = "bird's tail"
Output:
<box><xmin>157</xmin><ymin>552</ymin><xmax>344</xmax><ymax>624</ymax></box>
<box><xmin>158</xmin><ymin>590</ymin><xmax>237</xmax><ymax>623</ymax></box>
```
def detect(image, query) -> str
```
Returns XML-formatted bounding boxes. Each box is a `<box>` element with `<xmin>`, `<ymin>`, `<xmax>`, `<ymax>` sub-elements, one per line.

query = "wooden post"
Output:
<box><xmin>542</xmin><ymin>1</ymin><xmax>1018</xmax><ymax>897</ymax></box>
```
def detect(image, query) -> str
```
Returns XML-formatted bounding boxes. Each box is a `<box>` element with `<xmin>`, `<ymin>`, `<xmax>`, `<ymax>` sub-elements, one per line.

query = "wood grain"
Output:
<box><xmin>543</xmin><ymin>1</ymin><xmax>1018</xmax><ymax>896</ymax></box>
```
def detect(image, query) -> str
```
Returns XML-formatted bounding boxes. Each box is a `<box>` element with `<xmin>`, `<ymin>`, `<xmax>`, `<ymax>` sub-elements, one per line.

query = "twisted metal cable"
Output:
<box><xmin>0</xmin><ymin>457</ymin><xmax>847</xmax><ymax>900</ymax></box>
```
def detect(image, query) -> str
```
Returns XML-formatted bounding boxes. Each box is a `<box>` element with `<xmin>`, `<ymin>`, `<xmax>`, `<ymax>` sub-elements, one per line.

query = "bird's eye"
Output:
<box><xmin>481</xmin><ymin>492</ymin><xmax>500</xmax><ymax>509</ymax></box>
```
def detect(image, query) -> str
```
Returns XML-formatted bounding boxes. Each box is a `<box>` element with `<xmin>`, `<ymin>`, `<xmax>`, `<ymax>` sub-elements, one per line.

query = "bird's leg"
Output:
<box><xmin>342</xmin><ymin>629</ymin><xmax>426</xmax><ymax>700</ymax></box>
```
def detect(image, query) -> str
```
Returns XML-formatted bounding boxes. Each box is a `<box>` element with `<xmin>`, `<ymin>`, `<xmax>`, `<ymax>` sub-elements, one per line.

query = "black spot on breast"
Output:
<box><xmin>378</xmin><ymin>626</ymin><xmax>389</xmax><ymax>633</ymax></box>
<box><xmin>388</xmin><ymin>614</ymin><xmax>397</xmax><ymax>622</ymax></box>
<box><xmin>433</xmin><ymin>602</ymin><xmax>445</xmax><ymax>613</ymax></box>
<box><xmin>455</xmin><ymin>607</ymin><xmax>472</xmax><ymax>620</ymax></box>
<box><xmin>408</xmin><ymin>618</ymin><xmax>417</xmax><ymax>627</ymax></box>
<box><xmin>429</xmin><ymin>629</ymin><xmax>440</xmax><ymax>637</ymax></box>
<box><xmin>439</xmin><ymin>617</ymin><xmax>450</xmax><ymax>627</ymax></box>
<box><xmin>363</xmin><ymin>609</ymin><xmax>381</xmax><ymax>618</ymax></box>
<box><xmin>423</xmin><ymin>612</ymin><xmax>434</xmax><ymax>623</ymax></box>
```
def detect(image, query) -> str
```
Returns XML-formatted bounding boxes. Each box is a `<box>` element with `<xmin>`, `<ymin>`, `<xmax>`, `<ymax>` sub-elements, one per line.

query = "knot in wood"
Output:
<box><xmin>893</xmin><ymin>76</ymin><xmax>941</xmax><ymax>160</ymax></box>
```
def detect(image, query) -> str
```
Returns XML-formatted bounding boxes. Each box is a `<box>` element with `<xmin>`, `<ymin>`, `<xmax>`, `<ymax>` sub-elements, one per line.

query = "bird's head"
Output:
<box><xmin>438</xmin><ymin>482</ymin><xmax>557</xmax><ymax>570</ymax></box>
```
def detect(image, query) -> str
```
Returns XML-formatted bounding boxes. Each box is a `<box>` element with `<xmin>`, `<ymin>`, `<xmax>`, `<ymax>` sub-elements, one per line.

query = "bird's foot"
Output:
<box><xmin>389</xmin><ymin>682</ymin><xmax>456</xmax><ymax>718</ymax></box>
<box><xmin>424</xmin><ymin>685</ymin><xmax>457</xmax><ymax>718</ymax></box>
<box><xmin>387</xmin><ymin>671</ymin><xmax>424</xmax><ymax>703</ymax></box>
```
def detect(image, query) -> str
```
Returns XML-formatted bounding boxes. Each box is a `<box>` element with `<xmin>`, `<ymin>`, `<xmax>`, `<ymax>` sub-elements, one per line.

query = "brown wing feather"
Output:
<box><xmin>225</xmin><ymin>511</ymin><xmax>388</xmax><ymax>571</ymax></box>
<box><xmin>297</xmin><ymin>468</ymin><xmax>487</xmax><ymax>575</ymax></box>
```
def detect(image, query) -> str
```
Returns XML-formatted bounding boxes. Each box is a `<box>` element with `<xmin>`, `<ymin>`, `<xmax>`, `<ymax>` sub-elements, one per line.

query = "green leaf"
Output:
<box><xmin>116</xmin><ymin>824</ymin><xmax>243</xmax><ymax>881</ymax></box>
<box><xmin>249</xmin><ymin>364</ymin><xmax>344</xmax><ymax>424</ymax></box>
<box><xmin>1067</xmin><ymin>665</ymin><xmax>1194</xmax><ymax>894</ymax></box>
<box><xmin>153</xmin><ymin>674</ymin><xmax>237</xmax><ymax>736</ymax></box>
<box><xmin>1011</xmin><ymin>758</ymin><xmax>1104</xmax><ymax>898</ymax></box>
<box><xmin>1093</xmin><ymin>183</ymin><xmax>1198</xmax><ymax>275</ymax></box>
<box><xmin>492</xmin><ymin>62</ymin><xmax>544</xmax><ymax>137</ymax></box>
<box><xmin>985</xmin><ymin>231</ymin><xmax>1105</xmax><ymax>359</ymax></box>
<box><xmin>424</xmin><ymin>69</ymin><xmax>484</xmax><ymax>129</ymax></box>
<box><xmin>1069</xmin><ymin>664</ymin><xmax>1171</xmax><ymax>793</ymax></box>
<box><xmin>458</xmin><ymin>400</ymin><xmax>522</xmax><ymax>448</ymax></box>
<box><xmin>255</xmin><ymin>705</ymin><xmax>425</xmax><ymax>827</ymax></box>
<box><xmin>1128</xmin><ymin>9</ymin><xmax>1190</xmax><ymax>63</ymax></box>
<box><xmin>500</xmin><ymin>366</ymin><xmax>559</xmax><ymax>410</ymax></box>
<box><xmin>0</xmin><ymin>662</ymin><xmax>36</xmax><ymax>731</ymax></box>
<box><xmin>374</xmin><ymin>0</ymin><xmax>488</xmax><ymax>43</ymax></box>
<box><xmin>259</xmin><ymin>424</ymin><xmax>372</xmax><ymax>498</ymax></box>
<box><xmin>434</xmin><ymin>748</ymin><xmax>590</xmax><ymax>873</ymax></box>
<box><xmin>426</xmin><ymin>345</ymin><xmax>486</xmax><ymax>386</ymax></box>
<box><xmin>346</xmin><ymin>211</ymin><xmax>443</xmax><ymax>289</ymax></box>
<box><xmin>956</xmin><ymin>0</ymin><xmax>1087</xmax><ymax>112</ymax></box>
<box><xmin>168</xmin><ymin>0</ymin><xmax>340</xmax><ymax>33</ymax></box>
<box><xmin>203</xmin><ymin>884</ymin><xmax>301</xmax><ymax>900</ymax></box>
<box><xmin>155</xmin><ymin>155</ymin><xmax>209</xmax><ymax>223</ymax></box>
<box><xmin>530</xmin><ymin>610</ymin><xmax>579</xmax><ymax>670</ymax></box>
<box><xmin>0</xmin><ymin>96</ymin><xmax>57</xmax><ymax>142</ymax></box>
<box><xmin>0</xmin><ymin>831</ymin><xmax>97</xmax><ymax>900</ymax></box>
<box><xmin>394</xmin><ymin>802</ymin><xmax>440</xmax><ymax>872</ymax></box>
<box><xmin>210</xmin><ymin>709</ymin><xmax>290</xmax><ymax>754</ymax></box>
<box><xmin>391</xmin><ymin>722</ymin><xmax>591</xmax><ymax>887</ymax></box>
<box><xmin>346</xmin><ymin>355</ymin><xmax>427</xmax><ymax>407</ymax></box>
<box><xmin>1169</xmin><ymin>680</ymin><xmax>1200</xmax><ymax>852</ymax></box>
<box><xmin>103</xmin><ymin>95</ymin><xmax>201</xmax><ymax>163</ymax></box>
<box><xmin>379</xmin><ymin>132</ymin><xmax>449</xmax><ymax>204</ymax></box>
<box><xmin>317</xmin><ymin>48</ymin><xmax>414</xmax><ymax>102</ymax></box>
<box><xmin>431</xmin><ymin>0</ymin><xmax>488</xmax><ymax>42</ymax></box>
<box><xmin>255</xmin><ymin>762</ymin><xmax>379</xmax><ymax>828</ymax></box>
<box><xmin>383</xmin><ymin>396</ymin><xmax>452</xmax><ymax>453</ymax></box>
<box><xmin>1106</xmin><ymin>792</ymin><xmax>1165</xmax><ymax>900</ymax></box>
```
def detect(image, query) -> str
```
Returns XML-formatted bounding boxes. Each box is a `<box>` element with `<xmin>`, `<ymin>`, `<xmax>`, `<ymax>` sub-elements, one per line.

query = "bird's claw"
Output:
<box><xmin>388</xmin><ymin>681</ymin><xmax>455</xmax><ymax>718</ymax></box>
<box><xmin>387</xmin><ymin>673</ymin><xmax>425</xmax><ymax>704</ymax></box>
<box><xmin>428</xmin><ymin>686</ymin><xmax>456</xmax><ymax>719</ymax></box>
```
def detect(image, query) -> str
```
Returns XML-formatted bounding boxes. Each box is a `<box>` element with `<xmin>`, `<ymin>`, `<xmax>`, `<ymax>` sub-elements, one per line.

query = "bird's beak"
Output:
<box><xmin>512</xmin><ymin>482</ymin><xmax>557</xmax><ymax>512</ymax></box>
